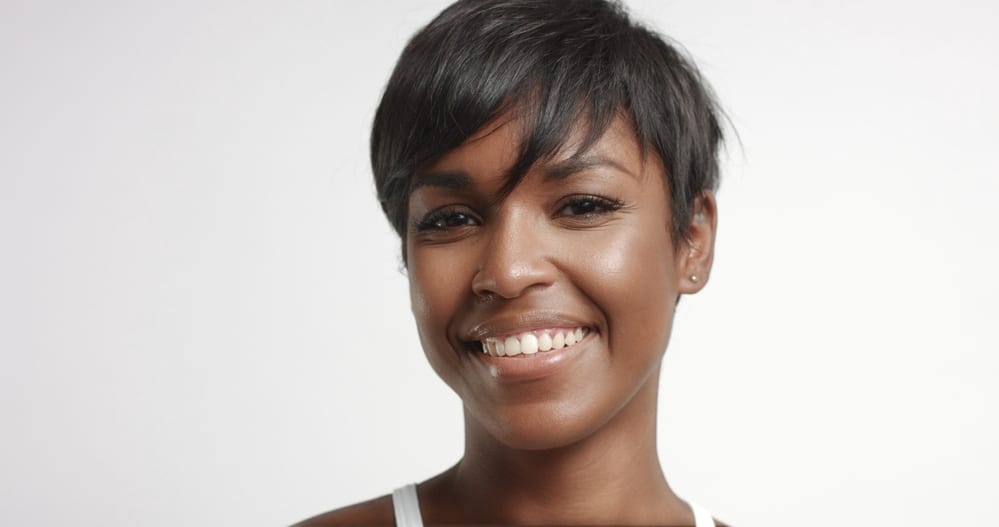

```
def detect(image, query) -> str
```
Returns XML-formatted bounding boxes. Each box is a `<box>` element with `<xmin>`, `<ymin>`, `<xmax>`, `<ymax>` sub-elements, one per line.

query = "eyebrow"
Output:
<box><xmin>543</xmin><ymin>155</ymin><xmax>638</xmax><ymax>182</ymax></box>
<box><xmin>410</xmin><ymin>155</ymin><xmax>637</xmax><ymax>191</ymax></box>
<box><xmin>411</xmin><ymin>170</ymin><xmax>472</xmax><ymax>191</ymax></box>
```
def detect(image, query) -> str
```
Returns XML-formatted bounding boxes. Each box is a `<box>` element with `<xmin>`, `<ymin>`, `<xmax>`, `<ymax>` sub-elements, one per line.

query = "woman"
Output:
<box><xmin>299</xmin><ymin>0</ymin><xmax>726</xmax><ymax>524</ymax></box>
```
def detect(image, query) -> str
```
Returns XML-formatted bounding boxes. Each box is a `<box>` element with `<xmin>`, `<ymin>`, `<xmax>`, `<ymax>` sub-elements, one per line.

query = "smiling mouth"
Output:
<box><xmin>474</xmin><ymin>327</ymin><xmax>590</xmax><ymax>357</ymax></box>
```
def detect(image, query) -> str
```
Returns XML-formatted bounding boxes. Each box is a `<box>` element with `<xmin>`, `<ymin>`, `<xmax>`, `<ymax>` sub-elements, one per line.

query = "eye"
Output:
<box><xmin>414</xmin><ymin>207</ymin><xmax>480</xmax><ymax>232</ymax></box>
<box><xmin>556</xmin><ymin>195</ymin><xmax>623</xmax><ymax>218</ymax></box>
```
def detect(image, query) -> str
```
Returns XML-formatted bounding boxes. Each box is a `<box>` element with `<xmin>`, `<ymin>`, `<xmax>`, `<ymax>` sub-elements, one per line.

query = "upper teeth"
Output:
<box><xmin>481</xmin><ymin>327</ymin><xmax>587</xmax><ymax>357</ymax></box>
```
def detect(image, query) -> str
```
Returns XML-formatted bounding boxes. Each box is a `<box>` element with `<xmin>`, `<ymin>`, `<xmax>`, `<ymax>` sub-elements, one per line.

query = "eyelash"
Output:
<box><xmin>413</xmin><ymin>194</ymin><xmax>624</xmax><ymax>232</ymax></box>
<box><xmin>556</xmin><ymin>194</ymin><xmax>624</xmax><ymax>218</ymax></box>
<box><xmin>414</xmin><ymin>206</ymin><xmax>479</xmax><ymax>232</ymax></box>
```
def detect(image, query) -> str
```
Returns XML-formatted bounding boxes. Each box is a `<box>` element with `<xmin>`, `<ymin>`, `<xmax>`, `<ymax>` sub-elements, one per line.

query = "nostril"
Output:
<box><xmin>477</xmin><ymin>275</ymin><xmax>555</xmax><ymax>299</ymax></box>
<box><xmin>476</xmin><ymin>291</ymin><xmax>500</xmax><ymax>304</ymax></box>
<box><xmin>471</xmin><ymin>278</ymin><xmax>502</xmax><ymax>301</ymax></box>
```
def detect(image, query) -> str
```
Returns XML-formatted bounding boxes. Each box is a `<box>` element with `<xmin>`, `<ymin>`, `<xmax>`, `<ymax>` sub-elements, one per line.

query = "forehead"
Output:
<box><xmin>412</xmin><ymin>111</ymin><xmax>656</xmax><ymax>191</ymax></box>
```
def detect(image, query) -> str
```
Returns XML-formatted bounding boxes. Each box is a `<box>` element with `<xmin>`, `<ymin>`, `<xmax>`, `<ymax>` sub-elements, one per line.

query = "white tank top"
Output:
<box><xmin>392</xmin><ymin>483</ymin><xmax>716</xmax><ymax>526</ymax></box>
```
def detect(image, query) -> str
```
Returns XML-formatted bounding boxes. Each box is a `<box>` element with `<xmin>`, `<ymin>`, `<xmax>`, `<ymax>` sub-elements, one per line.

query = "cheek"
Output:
<box><xmin>408</xmin><ymin>243</ymin><xmax>460</xmax><ymax>324</ymax></box>
<box><xmin>568</xmin><ymin>217</ymin><xmax>677</xmax><ymax>355</ymax></box>
<box><xmin>408</xmin><ymin>268</ymin><xmax>455</xmax><ymax>386</ymax></box>
<box><xmin>407</xmin><ymin>244</ymin><xmax>473</xmax><ymax>378</ymax></box>
<box><xmin>409</xmin><ymin>268</ymin><xmax>450</xmax><ymax>339</ymax></box>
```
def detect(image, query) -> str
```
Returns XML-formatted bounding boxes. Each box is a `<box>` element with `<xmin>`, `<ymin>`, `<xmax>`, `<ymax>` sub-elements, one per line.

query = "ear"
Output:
<box><xmin>677</xmin><ymin>190</ymin><xmax>718</xmax><ymax>295</ymax></box>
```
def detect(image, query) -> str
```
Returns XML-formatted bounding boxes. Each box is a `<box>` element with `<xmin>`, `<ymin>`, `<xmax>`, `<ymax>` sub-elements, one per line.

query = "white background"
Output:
<box><xmin>2</xmin><ymin>1</ymin><xmax>997</xmax><ymax>525</ymax></box>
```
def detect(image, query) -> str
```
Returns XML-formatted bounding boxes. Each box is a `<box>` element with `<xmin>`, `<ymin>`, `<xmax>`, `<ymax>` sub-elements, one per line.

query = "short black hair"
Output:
<box><xmin>371</xmin><ymin>0</ymin><xmax>723</xmax><ymax>257</ymax></box>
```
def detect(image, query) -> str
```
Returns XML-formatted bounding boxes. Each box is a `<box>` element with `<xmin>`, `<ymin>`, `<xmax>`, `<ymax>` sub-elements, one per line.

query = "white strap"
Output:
<box><xmin>391</xmin><ymin>484</ymin><xmax>424</xmax><ymax>527</ymax></box>
<box><xmin>688</xmin><ymin>500</ymin><xmax>715</xmax><ymax>527</ymax></box>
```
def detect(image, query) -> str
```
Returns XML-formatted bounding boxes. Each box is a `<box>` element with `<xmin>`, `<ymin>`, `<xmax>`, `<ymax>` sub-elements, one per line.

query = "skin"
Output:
<box><xmin>295</xmin><ymin>112</ymin><xmax>721</xmax><ymax>526</ymax></box>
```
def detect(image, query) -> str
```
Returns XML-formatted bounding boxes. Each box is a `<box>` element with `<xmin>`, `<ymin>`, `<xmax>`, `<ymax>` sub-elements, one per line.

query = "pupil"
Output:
<box><xmin>445</xmin><ymin>213</ymin><xmax>467</xmax><ymax>227</ymax></box>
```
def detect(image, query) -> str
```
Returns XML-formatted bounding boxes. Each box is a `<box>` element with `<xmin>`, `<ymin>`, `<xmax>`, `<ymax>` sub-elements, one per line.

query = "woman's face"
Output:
<box><xmin>406</xmin><ymin>113</ymin><xmax>712</xmax><ymax>449</ymax></box>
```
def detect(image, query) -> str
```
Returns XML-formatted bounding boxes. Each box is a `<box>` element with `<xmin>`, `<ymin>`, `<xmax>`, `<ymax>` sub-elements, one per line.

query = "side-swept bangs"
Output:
<box><xmin>371</xmin><ymin>0</ymin><xmax>723</xmax><ymax>255</ymax></box>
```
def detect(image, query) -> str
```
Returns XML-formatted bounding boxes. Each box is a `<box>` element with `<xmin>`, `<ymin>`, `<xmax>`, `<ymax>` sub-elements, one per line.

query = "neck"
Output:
<box><xmin>433</xmin><ymin>366</ymin><xmax>693</xmax><ymax>525</ymax></box>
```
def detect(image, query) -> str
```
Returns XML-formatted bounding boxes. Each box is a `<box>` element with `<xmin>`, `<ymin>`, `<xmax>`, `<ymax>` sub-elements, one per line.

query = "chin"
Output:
<box><xmin>466</xmin><ymin>395</ymin><xmax>612</xmax><ymax>451</ymax></box>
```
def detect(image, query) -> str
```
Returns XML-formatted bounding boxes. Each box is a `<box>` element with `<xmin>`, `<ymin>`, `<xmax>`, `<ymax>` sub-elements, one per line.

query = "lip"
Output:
<box><xmin>468</xmin><ymin>329</ymin><xmax>595</xmax><ymax>383</ymax></box>
<box><xmin>462</xmin><ymin>311</ymin><xmax>591</xmax><ymax>341</ymax></box>
<box><xmin>459</xmin><ymin>311</ymin><xmax>597</xmax><ymax>383</ymax></box>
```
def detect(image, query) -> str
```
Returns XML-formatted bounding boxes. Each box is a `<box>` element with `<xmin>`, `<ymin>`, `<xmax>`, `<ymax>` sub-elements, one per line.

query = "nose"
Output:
<box><xmin>471</xmin><ymin>209</ymin><xmax>557</xmax><ymax>300</ymax></box>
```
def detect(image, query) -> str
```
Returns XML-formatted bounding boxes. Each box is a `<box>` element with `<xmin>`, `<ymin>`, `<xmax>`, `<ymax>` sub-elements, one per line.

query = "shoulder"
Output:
<box><xmin>291</xmin><ymin>493</ymin><xmax>395</xmax><ymax>526</ymax></box>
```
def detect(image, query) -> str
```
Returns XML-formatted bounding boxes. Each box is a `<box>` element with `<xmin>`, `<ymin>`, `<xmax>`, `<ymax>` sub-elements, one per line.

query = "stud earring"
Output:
<box><xmin>690</xmin><ymin>275</ymin><xmax>699</xmax><ymax>283</ymax></box>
